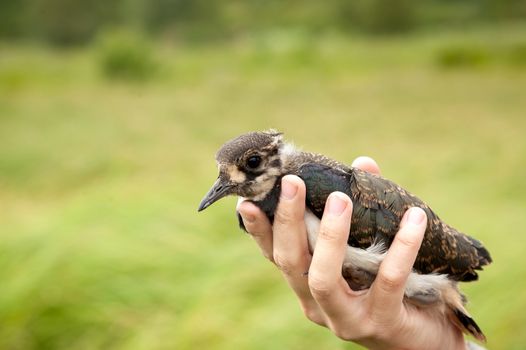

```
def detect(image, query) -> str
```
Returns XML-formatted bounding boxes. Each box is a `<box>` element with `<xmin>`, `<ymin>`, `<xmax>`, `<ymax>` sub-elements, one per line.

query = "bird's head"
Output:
<box><xmin>198</xmin><ymin>130</ymin><xmax>289</xmax><ymax>211</ymax></box>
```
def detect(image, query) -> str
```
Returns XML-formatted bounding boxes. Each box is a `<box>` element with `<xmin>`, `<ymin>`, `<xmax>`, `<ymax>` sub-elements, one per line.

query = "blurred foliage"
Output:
<box><xmin>482</xmin><ymin>0</ymin><xmax>526</xmax><ymax>19</ymax></box>
<box><xmin>0</xmin><ymin>0</ymin><xmax>27</xmax><ymax>38</ymax></box>
<box><xmin>508</xmin><ymin>43</ymin><xmax>526</xmax><ymax>66</ymax></box>
<box><xmin>336</xmin><ymin>0</ymin><xmax>416</xmax><ymax>34</ymax></box>
<box><xmin>435</xmin><ymin>45</ymin><xmax>490</xmax><ymax>68</ymax></box>
<box><xmin>1</xmin><ymin>0</ymin><xmax>526</xmax><ymax>45</ymax></box>
<box><xmin>29</xmin><ymin>0</ymin><xmax>122</xmax><ymax>46</ymax></box>
<box><xmin>433</xmin><ymin>40</ymin><xmax>526</xmax><ymax>68</ymax></box>
<box><xmin>143</xmin><ymin>0</ymin><xmax>225</xmax><ymax>41</ymax></box>
<box><xmin>96</xmin><ymin>30</ymin><xmax>158</xmax><ymax>81</ymax></box>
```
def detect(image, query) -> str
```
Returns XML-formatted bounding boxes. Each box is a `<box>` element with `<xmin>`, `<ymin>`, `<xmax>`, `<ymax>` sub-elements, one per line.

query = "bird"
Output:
<box><xmin>198</xmin><ymin>129</ymin><xmax>492</xmax><ymax>342</ymax></box>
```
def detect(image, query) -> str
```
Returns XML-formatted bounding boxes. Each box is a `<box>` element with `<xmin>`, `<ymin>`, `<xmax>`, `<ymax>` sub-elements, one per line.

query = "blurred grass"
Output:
<box><xmin>1</xmin><ymin>24</ymin><xmax>526</xmax><ymax>349</ymax></box>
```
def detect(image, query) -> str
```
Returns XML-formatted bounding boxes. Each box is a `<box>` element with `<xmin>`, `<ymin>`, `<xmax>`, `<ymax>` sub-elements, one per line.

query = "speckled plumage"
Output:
<box><xmin>199</xmin><ymin>130</ymin><xmax>492</xmax><ymax>342</ymax></box>
<box><xmin>297</xmin><ymin>162</ymin><xmax>491</xmax><ymax>282</ymax></box>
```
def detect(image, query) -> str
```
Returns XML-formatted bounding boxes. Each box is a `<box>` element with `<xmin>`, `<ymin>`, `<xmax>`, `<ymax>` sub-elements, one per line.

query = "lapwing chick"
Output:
<box><xmin>198</xmin><ymin>130</ymin><xmax>492</xmax><ymax>342</ymax></box>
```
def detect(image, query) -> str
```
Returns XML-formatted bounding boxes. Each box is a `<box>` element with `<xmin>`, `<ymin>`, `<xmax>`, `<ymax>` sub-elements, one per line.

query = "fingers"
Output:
<box><xmin>369</xmin><ymin>207</ymin><xmax>427</xmax><ymax>322</ymax></box>
<box><xmin>239</xmin><ymin>176</ymin><xmax>325</xmax><ymax>325</ymax></box>
<box><xmin>238</xmin><ymin>155</ymin><xmax>379</xmax><ymax>265</ymax></box>
<box><xmin>237</xmin><ymin>199</ymin><xmax>273</xmax><ymax>262</ymax></box>
<box><xmin>352</xmin><ymin>156</ymin><xmax>381</xmax><ymax>175</ymax></box>
<box><xmin>273</xmin><ymin>176</ymin><xmax>315</xmax><ymax>300</ymax></box>
<box><xmin>308</xmin><ymin>192</ymin><xmax>354</xmax><ymax>320</ymax></box>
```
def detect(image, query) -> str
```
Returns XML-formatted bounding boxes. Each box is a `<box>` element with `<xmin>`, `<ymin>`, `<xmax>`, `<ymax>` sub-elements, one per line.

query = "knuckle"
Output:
<box><xmin>248</xmin><ymin>228</ymin><xmax>266</xmax><ymax>239</ymax></box>
<box><xmin>318</xmin><ymin>225</ymin><xmax>341</xmax><ymax>242</ymax></box>
<box><xmin>332</xmin><ymin>327</ymin><xmax>354</xmax><ymax>341</ymax></box>
<box><xmin>242</xmin><ymin>218</ymin><xmax>261</xmax><ymax>235</ymax></box>
<box><xmin>308</xmin><ymin>275</ymin><xmax>334</xmax><ymax>300</ymax></box>
<box><xmin>273</xmin><ymin>250</ymin><xmax>310</xmax><ymax>274</ymax></box>
<box><xmin>396</xmin><ymin>230</ymin><xmax>420</xmax><ymax>249</ymax></box>
<box><xmin>302</xmin><ymin>306</ymin><xmax>325</xmax><ymax>326</ymax></box>
<box><xmin>273</xmin><ymin>253</ymin><xmax>295</xmax><ymax>275</ymax></box>
<box><xmin>339</xmin><ymin>321</ymin><xmax>376</xmax><ymax>343</ymax></box>
<box><xmin>275</xmin><ymin>208</ymin><xmax>300</xmax><ymax>226</ymax></box>
<box><xmin>377</xmin><ymin>268</ymin><xmax>405</xmax><ymax>292</ymax></box>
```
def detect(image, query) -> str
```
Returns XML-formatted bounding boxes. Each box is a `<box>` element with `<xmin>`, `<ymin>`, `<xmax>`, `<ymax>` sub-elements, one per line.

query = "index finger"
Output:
<box><xmin>237</xmin><ymin>198</ymin><xmax>274</xmax><ymax>261</ymax></box>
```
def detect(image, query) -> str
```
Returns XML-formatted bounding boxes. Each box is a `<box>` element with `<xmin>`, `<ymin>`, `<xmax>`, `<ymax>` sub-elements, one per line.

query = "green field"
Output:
<box><xmin>1</xmin><ymin>25</ymin><xmax>526</xmax><ymax>349</ymax></box>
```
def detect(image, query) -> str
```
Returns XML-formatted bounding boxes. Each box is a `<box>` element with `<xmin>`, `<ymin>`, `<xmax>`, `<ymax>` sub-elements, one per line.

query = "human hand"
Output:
<box><xmin>237</xmin><ymin>157</ymin><xmax>467</xmax><ymax>350</ymax></box>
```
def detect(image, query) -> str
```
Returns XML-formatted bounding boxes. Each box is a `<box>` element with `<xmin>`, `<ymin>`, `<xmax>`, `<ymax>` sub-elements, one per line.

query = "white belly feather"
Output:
<box><xmin>304</xmin><ymin>210</ymin><xmax>451</xmax><ymax>301</ymax></box>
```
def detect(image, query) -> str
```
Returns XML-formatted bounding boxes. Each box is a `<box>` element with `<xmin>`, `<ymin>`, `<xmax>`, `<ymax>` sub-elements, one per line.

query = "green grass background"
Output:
<box><xmin>1</xmin><ymin>25</ymin><xmax>526</xmax><ymax>349</ymax></box>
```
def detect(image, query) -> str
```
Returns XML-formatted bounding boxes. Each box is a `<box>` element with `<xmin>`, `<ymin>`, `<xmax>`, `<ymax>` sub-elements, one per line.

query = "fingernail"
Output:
<box><xmin>327</xmin><ymin>192</ymin><xmax>348</xmax><ymax>216</ymax></box>
<box><xmin>407</xmin><ymin>207</ymin><xmax>425</xmax><ymax>225</ymax></box>
<box><xmin>281</xmin><ymin>179</ymin><xmax>297</xmax><ymax>200</ymax></box>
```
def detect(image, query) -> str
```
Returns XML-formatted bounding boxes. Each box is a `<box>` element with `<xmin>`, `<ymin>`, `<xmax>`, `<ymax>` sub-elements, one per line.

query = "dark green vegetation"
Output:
<box><xmin>2</xmin><ymin>0</ymin><xmax>526</xmax><ymax>45</ymax></box>
<box><xmin>96</xmin><ymin>31</ymin><xmax>158</xmax><ymax>81</ymax></box>
<box><xmin>1</xmin><ymin>23</ymin><xmax>526</xmax><ymax>349</ymax></box>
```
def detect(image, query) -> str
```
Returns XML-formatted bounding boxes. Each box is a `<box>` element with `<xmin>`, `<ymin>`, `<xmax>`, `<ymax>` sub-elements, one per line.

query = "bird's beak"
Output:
<box><xmin>198</xmin><ymin>178</ymin><xmax>234</xmax><ymax>212</ymax></box>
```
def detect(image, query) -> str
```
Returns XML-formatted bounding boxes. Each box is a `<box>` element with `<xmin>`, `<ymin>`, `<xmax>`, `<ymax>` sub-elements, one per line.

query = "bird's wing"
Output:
<box><xmin>298</xmin><ymin>163</ymin><xmax>491</xmax><ymax>281</ymax></box>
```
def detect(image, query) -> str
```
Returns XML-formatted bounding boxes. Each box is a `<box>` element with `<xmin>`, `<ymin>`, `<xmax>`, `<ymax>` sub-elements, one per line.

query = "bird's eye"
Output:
<box><xmin>246</xmin><ymin>155</ymin><xmax>261</xmax><ymax>169</ymax></box>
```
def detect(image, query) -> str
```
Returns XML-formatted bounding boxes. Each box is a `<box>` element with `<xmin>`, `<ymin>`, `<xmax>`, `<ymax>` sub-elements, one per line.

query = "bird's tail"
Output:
<box><xmin>449</xmin><ymin>307</ymin><xmax>486</xmax><ymax>342</ymax></box>
<box><xmin>443</xmin><ymin>284</ymin><xmax>486</xmax><ymax>342</ymax></box>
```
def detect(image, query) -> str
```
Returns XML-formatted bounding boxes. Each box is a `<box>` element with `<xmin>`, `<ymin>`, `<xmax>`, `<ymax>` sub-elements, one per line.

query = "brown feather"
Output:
<box><xmin>348</xmin><ymin>167</ymin><xmax>491</xmax><ymax>281</ymax></box>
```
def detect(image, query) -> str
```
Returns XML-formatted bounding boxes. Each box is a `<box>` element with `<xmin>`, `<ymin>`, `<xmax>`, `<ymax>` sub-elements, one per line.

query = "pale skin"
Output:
<box><xmin>237</xmin><ymin>157</ymin><xmax>468</xmax><ymax>350</ymax></box>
